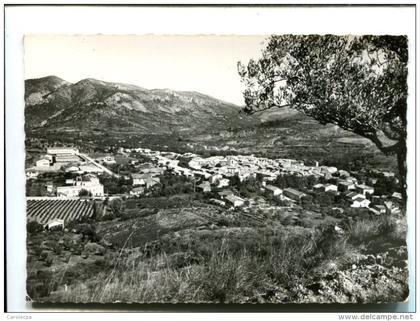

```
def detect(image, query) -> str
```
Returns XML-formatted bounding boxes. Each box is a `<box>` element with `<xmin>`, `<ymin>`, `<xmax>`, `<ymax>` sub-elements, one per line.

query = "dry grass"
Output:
<box><xmin>348</xmin><ymin>214</ymin><xmax>404</xmax><ymax>248</ymax></box>
<box><xmin>48</xmin><ymin>224</ymin><xmax>354</xmax><ymax>303</ymax></box>
<box><xmin>37</xmin><ymin>210</ymin><xmax>406</xmax><ymax>304</ymax></box>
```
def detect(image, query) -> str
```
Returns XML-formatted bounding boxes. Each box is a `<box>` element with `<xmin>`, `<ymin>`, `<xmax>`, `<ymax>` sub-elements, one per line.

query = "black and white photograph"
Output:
<box><xmin>22</xmin><ymin>33</ymin><xmax>410</xmax><ymax>304</ymax></box>
<box><xmin>3</xmin><ymin>4</ymin><xmax>417</xmax><ymax>317</ymax></box>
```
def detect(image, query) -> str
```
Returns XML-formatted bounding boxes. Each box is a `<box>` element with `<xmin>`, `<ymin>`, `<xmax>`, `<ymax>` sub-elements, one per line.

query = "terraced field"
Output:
<box><xmin>26</xmin><ymin>199</ymin><xmax>94</xmax><ymax>224</ymax></box>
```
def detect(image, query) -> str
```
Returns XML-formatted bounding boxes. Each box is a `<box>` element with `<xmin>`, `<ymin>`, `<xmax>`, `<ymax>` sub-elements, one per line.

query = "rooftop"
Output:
<box><xmin>284</xmin><ymin>187</ymin><xmax>306</xmax><ymax>197</ymax></box>
<box><xmin>353</xmin><ymin>197</ymin><xmax>366</xmax><ymax>203</ymax></box>
<box><xmin>265</xmin><ymin>185</ymin><xmax>281</xmax><ymax>191</ymax></box>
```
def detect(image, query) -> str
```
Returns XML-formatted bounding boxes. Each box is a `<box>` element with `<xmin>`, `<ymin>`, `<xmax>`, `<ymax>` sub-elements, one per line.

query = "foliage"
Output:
<box><xmin>274</xmin><ymin>173</ymin><xmax>319</xmax><ymax>191</ymax></box>
<box><xmin>109</xmin><ymin>199</ymin><xmax>125</xmax><ymax>217</ymax></box>
<box><xmin>27</xmin><ymin>221</ymin><xmax>44</xmax><ymax>234</ymax></box>
<box><xmin>238</xmin><ymin>35</ymin><xmax>408</xmax><ymax>195</ymax></box>
<box><xmin>230</xmin><ymin>175</ymin><xmax>261</xmax><ymax>198</ymax></box>
<box><xmin>26</xmin><ymin>182</ymin><xmax>48</xmax><ymax>197</ymax></box>
<box><xmin>373</xmin><ymin>176</ymin><xmax>400</xmax><ymax>196</ymax></box>
<box><xmin>74</xmin><ymin>223</ymin><xmax>100</xmax><ymax>242</ymax></box>
<box><xmin>78</xmin><ymin>189</ymin><xmax>92</xmax><ymax>197</ymax></box>
<box><xmin>99</xmin><ymin>174</ymin><xmax>132</xmax><ymax>194</ymax></box>
<box><xmin>151</xmin><ymin>171</ymin><xmax>194</xmax><ymax>197</ymax></box>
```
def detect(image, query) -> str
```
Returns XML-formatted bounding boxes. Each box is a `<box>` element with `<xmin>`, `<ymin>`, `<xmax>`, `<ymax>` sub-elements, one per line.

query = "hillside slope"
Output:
<box><xmin>24</xmin><ymin>76</ymin><xmax>397</xmax><ymax>171</ymax></box>
<box><xmin>25</xmin><ymin>76</ymin><xmax>250</xmax><ymax>134</ymax></box>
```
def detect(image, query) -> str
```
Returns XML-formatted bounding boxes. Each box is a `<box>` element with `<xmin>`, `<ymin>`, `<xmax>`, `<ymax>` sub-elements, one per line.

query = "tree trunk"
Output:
<box><xmin>396</xmin><ymin>145</ymin><xmax>407</xmax><ymax>203</ymax></box>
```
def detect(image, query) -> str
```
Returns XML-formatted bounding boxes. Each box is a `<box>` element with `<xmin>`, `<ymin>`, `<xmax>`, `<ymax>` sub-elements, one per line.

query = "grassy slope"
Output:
<box><xmin>27</xmin><ymin>196</ymin><xmax>408</xmax><ymax>304</ymax></box>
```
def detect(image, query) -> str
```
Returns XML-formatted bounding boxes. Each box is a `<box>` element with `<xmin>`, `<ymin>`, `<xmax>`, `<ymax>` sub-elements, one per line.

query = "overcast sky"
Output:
<box><xmin>24</xmin><ymin>35</ymin><xmax>267</xmax><ymax>105</ymax></box>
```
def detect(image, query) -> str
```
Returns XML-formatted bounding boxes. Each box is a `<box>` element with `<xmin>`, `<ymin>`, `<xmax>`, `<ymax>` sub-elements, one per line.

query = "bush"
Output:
<box><xmin>44</xmin><ymin>256</ymin><xmax>53</xmax><ymax>267</ymax></box>
<box><xmin>32</xmin><ymin>246</ymin><xmax>43</xmax><ymax>257</ymax></box>
<box><xmin>75</xmin><ymin>223</ymin><xmax>100</xmax><ymax>242</ymax></box>
<box><xmin>39</xmin><ymin>251</ymin><xmax>49</xmax><ymax>261</ymax></box>
<box><xmin>110</xmin><ymin>199</ymin><xmax>125</xmax><ymax>217</ymax></box>
<box><xmin>27</xmin><ymin>221</ymin><xmax>44</xmax><ymax>234</ymax></box>
<box><xmin>79</xmin><ymin>189</ymin><xmax>92</xmax><ymax>197</ymax></box>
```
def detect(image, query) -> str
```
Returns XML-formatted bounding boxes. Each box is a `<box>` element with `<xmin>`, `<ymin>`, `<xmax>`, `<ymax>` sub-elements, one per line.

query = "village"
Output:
<box><xmin>18</xmin><ymin>28</ymin><xmax>411</xmax><ymax>307</ymax></box>
<box><xmin>25</xmin><ymin>145</ymin><xmax>404</xmax><ymax>230</ymax></box>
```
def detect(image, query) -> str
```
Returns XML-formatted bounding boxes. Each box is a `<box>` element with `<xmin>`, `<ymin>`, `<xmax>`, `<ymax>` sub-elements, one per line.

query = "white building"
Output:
<box><xmin>26</xmin><ymin>171</ymin><xmax>39</xmax><ymax>179</ymax></box>
<box><xmin>65</xmin><ymin>178</ymin><xmax>75</xmax><ymax>185</ymax></box>
<box><xmin>313</xmin><ymin>183</ymin><xmax>325</xmax><ymax>191</ymax></box>
<box><xmin>65</xmin><ymin>166</ymin><xmax>79</xmax><ymax>173</ymax></box>
<box><xmin>56</xmin><ymin>175</ymin><xmax>104</xmax><ymax>197</ymax></box>
<box><xmin>217</xmin><ymin>178</ymin><xmax>230</xmax><ymax>188</ymax></box>
<box><xmin>225</xmin><ymin>195</ymin><xmax>245</xmax><ymax>207</ymax></box>
<box><xmin>103</xmin><ymin>156</ymin><xmax>116</xmax><ymax>164</ymax></box>
<box><xmin>57</xmin><ymin>184</ymin><xmax>104</xmax><ymax>197</ymax></box>
<box><xmin>355</xmin><ymin>184</ymin><xmax>375</xmax><ymax>195</ymax></box>
<box><xmin>188</xmin><ymin>158</ymin><xmax>203</xmax><ymax>169</ymax></box>
<box><xmin>392</xmin><ymin>192</ymin><xmax>403</xmax><ymax>201</ymax></box>
<box><xmin>345</xmin><ymin>191</ymin><xmax>366</xmax><ymax>200</ymax></box>
<box><xmin>324</xmin><ymin>184</ymin><xmax>338</xmax><ymax>192</ymax></box>
<box><xmin>264</xmin><ymin>185</ymin><xmax>282</xmax><ymax>197</ymax></box>
<box><xmin>130</xmin><ymin>187</ymin><xmax>145</xmax><ymax>196</ymax></box>
<box><xmin>47</xmin><ymin>147</ymin><xmax>79</xmax><ymax>155</ymax></box>
<box><xmin>373</xmin><ymin>204</ymin><xmax>387</xmax><ymax>214</ymax></box>
<box><xmin>338</xmin><ymin>180</ymin><xmax>355</xmax><ymax>192</ymax></box>
<box><xmin>45</xmin><ymin>183</ymin><xmax>54</xmax><ymax>193</ymax></box>
<box><xmin>383</xmin><ymin>171</ymin><xmax>395</xmax><ymax>178</ymax></box>
<box><xmin>36</xmin><ymin>158</ymin><xmax>50</xmax><ymax>168</ymax></box>
<box><xmin>166</xmin><ymin>159</ymin><xmax>180</xmax><ymax>169</ymax></box>
<box><xmin>193</xmin><ymin>170</ymin><xmax>211</xmax><ymax>179</ymax></box>
<box><xmin>338</xmin><ymin>170</ymin><xmax>350</xmax><ymax>178</ymax></box>
<box><xmin>46</xmin><ymin>219</ymin><xmax>64</xmax><ymax>230</ymax></box>
<box><xmin>132</xmin><ymin>173</ymin><xmax>151</xmax><ymax>186</ymax></box>
<box><xmin>283</xmin><ymin>188</ymin><xmax>306</xmax><ymax>202</ymax></box>
<box><xmin>321</xmin><ymin>166</ymin><xmax>338</xmax><ymax>174</ymax></box>
<box><xmin>210</xmin><ymin>174</ymin><xmax>223</xmax><ymax>184</ymax></box>
<box><xmin>55</xmin><ymin>154</ymin><xmax>80</xmax><ymax>163</ymax></box>
<box><xmin>79</xmin><ymin>164</ymin><xmax>104</xmax><ymax>173</ymax></box>
<box><xmin>351</xmin><ymin>197</ymin><xmax>371</xmax><ymax>208</ymax></box>
<box><xmin>197</xmin><ymin>181</ymin><xmax>212</xmax><ymax>193</ymax></box>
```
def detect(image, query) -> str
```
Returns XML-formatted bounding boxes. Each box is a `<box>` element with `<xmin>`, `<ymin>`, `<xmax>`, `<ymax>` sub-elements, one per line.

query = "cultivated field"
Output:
<box><xmin>27</xmin><ymin>199</ymin><xmax>94</xmax><ymax>224</ymax></box>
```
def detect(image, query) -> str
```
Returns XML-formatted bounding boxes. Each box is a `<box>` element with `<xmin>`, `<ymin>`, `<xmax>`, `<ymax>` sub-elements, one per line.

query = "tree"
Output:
<box><xmin>109</xmin><ymin>198</ymin><xmax>125</xmax><ymax>217</ymax></box>
<box><xmin>238</xmin><ymin>35</ymin><xmax>407</xmax><ymax>199</ymax></box>
<box><xmin>27</xmin><ymin>221</ymin><xmax>44</xmax><ymax>234</ymax></box>
<box><xmin>79</xmin><ymin>189</ymin><xmax>92</xmax><ymax>197</ymax></box>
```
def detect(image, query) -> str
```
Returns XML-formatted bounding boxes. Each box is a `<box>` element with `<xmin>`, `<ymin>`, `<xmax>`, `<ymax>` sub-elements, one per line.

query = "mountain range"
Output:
<box><xmin>24</xmin><ymin>75</ymin><xmax>396</xmax><ymax>171</ymax></box>
<box><xmin>25</xmin><ymin>76</ymin><xmax>253</xmax><ymax>134</ymax></box>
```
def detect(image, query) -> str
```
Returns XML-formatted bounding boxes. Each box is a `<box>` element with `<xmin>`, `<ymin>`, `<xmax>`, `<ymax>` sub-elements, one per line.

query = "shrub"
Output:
<box><xmin>79</xmin><ymin>189</ymin><xmax>92</xmax><ymax>197</ymax></box>
<box><xmin>44</xmin><ymin>256</ymin><xmax>53</xmax><ymax>267</ymax></box>
<box><xmin>32</xmin><ymin>246</ymin><xmax>43</xmax><ymax>257</ymax></box>
<box><xmin>75</xmin><ymin>223</ymin><xmax>100</xmax><ymax>242</ymax></box>
<box><xmin>39</xmin><ymin>251</ymin><xmax>49</xmax><ymax>261</ymax></box>
<box><xmin>27</xmin><ymin>221</ymin><xmax>44</xmax><ymax>234</ymax></box>
<box><xmin>110</xmin><ymin>199</ymin><xmax>125</xmax><ymax>217</ymax></box>
<box><xmin>377</xmin><ymin>214</ymin><xmax>397</xmax><ymax>235</ymax></box>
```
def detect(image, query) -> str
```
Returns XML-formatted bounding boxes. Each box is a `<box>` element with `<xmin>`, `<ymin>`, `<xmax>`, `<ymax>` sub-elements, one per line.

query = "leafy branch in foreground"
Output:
<box><xmin>238</xmin><ymin>35</ymin><xmax>408</xmax><ymax>198</ymax></box>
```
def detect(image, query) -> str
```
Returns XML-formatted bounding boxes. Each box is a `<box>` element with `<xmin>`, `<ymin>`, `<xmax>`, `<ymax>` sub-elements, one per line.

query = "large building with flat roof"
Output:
<box><xmin>47</xmin><ymin>147</ymin><xmax>79</xmax><ymax>155</ymax></box>
<box><xmin>56</xmin><ymin>174</ymin><xmax>104</xmax><ymax>197</ymax></box>
<box><xmin>283</xmin><ymin>188</ymin><xmax>306</xmax><ymax>201</ymax></box>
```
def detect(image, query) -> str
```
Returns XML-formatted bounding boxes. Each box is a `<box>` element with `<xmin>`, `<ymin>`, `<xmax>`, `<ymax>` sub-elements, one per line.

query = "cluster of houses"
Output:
<box><xmin>27</xmin><ymin>146</ymin><xmax>112</xmax><ymax>197</ymax></box>
<box><xmin>125</xmin><ymin>148</ymin><xmax>402</xmax><ymax>215</ymax></box>
<box><xmin>26</xmin><ymin>146</ymin><xmax>403</xmax><ymax>217</ymax></box>
<box><xmin>128</xmin><ymin>160</ymin><xmax>167</xmax><ymax>196</ymax></box>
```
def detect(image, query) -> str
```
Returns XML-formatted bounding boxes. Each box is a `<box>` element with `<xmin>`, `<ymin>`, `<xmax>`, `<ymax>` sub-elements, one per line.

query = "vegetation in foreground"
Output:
<box><xmin>27</xmin><ymin>195</ymin><xmax>408</xmax><ymax>304</ymax></box>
